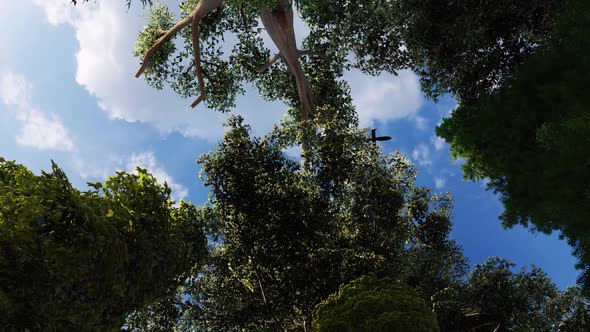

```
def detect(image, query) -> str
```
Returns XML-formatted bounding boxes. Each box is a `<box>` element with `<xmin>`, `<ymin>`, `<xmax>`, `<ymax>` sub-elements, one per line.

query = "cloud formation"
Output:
<box><xmin>0</xmin><ymin>71</ymin><xmax>76</xmax><ymax>152</ymax></box>
<box><xmin>411</xmin><ymin>143</ymin><xmax>432</xmax><ymax>166</ymax></box>
<box><xmin>32</xmin><ymin>0</ymin><xmax>284</xmax><ymax>140</ymax></box>
<box><xmin>32</xmin><ymin>0</ymin><xmax>425</xmax><ymax>139</ymax></box>
<box><xmin>72</xmin><ymin>151</ymin><xmax>189</xmax><ymax>202</ymax></box>
<box><xmin>434</xmin><ymin>177</ymin><xmax>446</xmax><ymax>189</ymax></box>
<box><xmin>347</xmin><ymin>70</ymin><xmax>423</xmax><ymax>129</ymax></box>
<box><xmin>432</xmin><ymin>135</ymin><xmax>446</xmax><ymax>151</ymax></box>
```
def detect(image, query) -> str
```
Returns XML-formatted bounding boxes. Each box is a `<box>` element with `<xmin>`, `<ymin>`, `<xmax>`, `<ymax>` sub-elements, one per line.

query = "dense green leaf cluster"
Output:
<box><xmin>129</xmin><ymin>0</ymin><xmax>563</xmax><ymax>113</ymax></box>
<box><xmin>313</xmin><ymin>275</ymin><xmax>440</xmax><ymax>332</ymax></box>
<box><xmin>143</xmin><ymin>105</ymin><xmax>465</xmax><ymax>331</ymax></box>
<box><xmin>434</xmin><ymin>257</ymin><xmax>590</xmax><ymax>331</ymax></box>
<box><xmin>68</xmin><ymin>1</ymin><xmax>590</xmax><ymax>330</ymax></box>
<box><xmin>400</xmin><ymin>0</ymin><xmax>564</xmax><ymax>101</ymax></box>
<box><xmin>134</xmin><ymin>2</ymin><xmax>177</xmax><ymax>89</ymax></box>
<box><xmin>436</xmin><ymin>0</ymin><xmax>590</xmax><ymax>292</ymax></box>
<box><xmin>0</xmin><ymin>158</ymin><xmax>207</xmax><ymax>331</ymax></box>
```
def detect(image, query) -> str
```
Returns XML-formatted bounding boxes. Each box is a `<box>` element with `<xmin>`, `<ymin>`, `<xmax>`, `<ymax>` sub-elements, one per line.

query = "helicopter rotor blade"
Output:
<box><xmin>374</xmin><ymin>136</ymin><xmax>392</xmax><ymax>141</ymax></box>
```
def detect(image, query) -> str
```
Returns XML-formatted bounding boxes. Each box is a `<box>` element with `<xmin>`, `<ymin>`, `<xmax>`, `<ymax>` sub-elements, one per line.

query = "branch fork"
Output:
<box><xmin>135</xmin><ymin>0</ymin><xmax>224</xmax><ymax>108</ymax></box>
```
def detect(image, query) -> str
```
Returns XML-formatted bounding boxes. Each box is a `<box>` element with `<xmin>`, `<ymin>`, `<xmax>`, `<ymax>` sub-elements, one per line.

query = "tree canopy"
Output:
<box><xmin>182</xmin><ymin>111</ymin><xmax>465</xmax><ymax>330</ymax></box>
<box><xmin>399</xmin><ymin>0</ymin><xmax>563</xmax><ymax>102</ymax></box>
<box><xmin>123</xmin><ymin>58</ymin><xmax>468</xmax><ymax>328</ymax></box>
<box><xmin>127</xmin><ymin>0</ymin><xmax>562</xmax><ymax>117</ymax></box>
<box><xmin>0</xmin><ymin>158</ymin><xmax>207</xmax><ymax>331</ymax></box>
<box><xmin>436</xmin><ymin>0</ymin><xmax>590</xmax><ymax>291</ymax></box>
<box><xmin>434</xmin><ymin>257</ymin><xmax>590</xmax><ymax>331</ymax></box>
<box><xmin>59</xmin><ymin>0</ymin><xmax>590</xmax><ymax>329</ymax></box>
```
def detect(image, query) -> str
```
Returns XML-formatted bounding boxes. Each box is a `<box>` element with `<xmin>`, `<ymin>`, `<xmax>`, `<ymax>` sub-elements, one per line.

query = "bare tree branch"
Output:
<box><xmin>190</xmin><ymin>13</ymin><xmax>206</xmax><ymax>108</ymax></box>
<box><xmin>260</xmin><ymin>0</ymin><xmax>315</xmax><ymax>120</ymax></box>
<box><xmin>257</xmin><ymin>53</ymin><xmax>282</xmax><ymax>73</ymax></box>
<box><xmin>136</xmin><ymin>0</ymin><xmax>223</xmax><ymax>109</ymax></box>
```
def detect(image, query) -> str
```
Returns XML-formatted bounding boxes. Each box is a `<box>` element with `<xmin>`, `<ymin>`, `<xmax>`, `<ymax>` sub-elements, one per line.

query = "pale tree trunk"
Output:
<box><xmin>260</xmin><ymin>0</ymin><xmax>315</xmax><ymax>121</ymax></box>
<box><xmin>260</xmin><ymin>0</ymin><xmax>317</xmax><ymax>167</ymax></box>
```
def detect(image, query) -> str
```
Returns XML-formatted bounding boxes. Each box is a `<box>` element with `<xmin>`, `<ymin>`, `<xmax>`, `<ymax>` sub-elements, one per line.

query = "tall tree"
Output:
<box><xmin>124</xmin><ymin>45</ymin><xmax>465</xmax><ymax>328</ymax></box>
<box><xmin>123</xmin><ymin>56</ymin><xmax>467</xmax><ymax>329</ymax></box>
<box><xmin>0</xmin><ymin>158</ymin><xmax>207</xmax><ymax>331</ymax></box>
<box><xmin>436</xmin><ymin>0</ymin><xmax>590</xmax><ymax>291</ymax></box>
<box><xmin>68</xmin><ymin>0</ymin><xmax>587</xmax><ymax>328</ymax></box>
<box><xmin>138</xmin><ymin>102</ymin><xmax>467</xmax><ymax>330</ymax></box>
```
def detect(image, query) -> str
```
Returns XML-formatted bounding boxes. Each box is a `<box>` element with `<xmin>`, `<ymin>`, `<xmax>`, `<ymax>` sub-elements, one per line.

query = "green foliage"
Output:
<box><xmin>400</xmin><ymin>0</ymin><xmax>563</xmax><ymax>101</ymax></box>
<box><xmin>436</xmin><ymin>0</ymin><xmax>590</xmax><ymax>292</ymax></box>
<box><xmin>296</xmin><ymin>0</ymin><xmax>409</xmax><ymax>75</ymax></box>
<box><xmin>130</xmin><ymin>0</ymin><xmax>408</xmax><ymax>113</ymax></box>
<box><xmin>226</xmin><ymin>0</ymin><xmax>279</xmax><ymax>15</ymax></box>
<box><xmin>313</xmin><ymin>275</ymin><xmax>440</xmax><ymax>332</ymax></box>
<box><xmin>75</xmin><ymin>1</ymin><xmax>586</xmax><ymax>329</ymax></box>
<box><xmin>0</xmin><ymin>158</ymin><xmax>207</xmax><ymax>331</ymax></box>
<box><xmin>433</xmin><ymin>257</ymin><xmax>590</xmax><ymax>331</ymax></box>
<box><xmin>401</xmin><ymin>188</ymin><xmax>469</xmax><ymax>300</ymax></box>
<box><xmin>123</xmin><ymin>40</ymin><xmax>467</xmax><ymax>330</ymax></box>
<box><xmin>132</xmin><ymin>0</ymin><xmax>272</xmax><ymax>112</ymax></box>
<box><xmin>165</xmin><ymin>107</ymin><xmax>466</xmax><ymax>330</ymax></box>
<box><xmin>134</xmin><ymin>2</ymin><xmax>176</xmax><ymax>90</ymax></box>
<box><xmin>546</xmin><ymin>286</ymin><xmax>590</xmax><ymax>331</ymax></box>
<box><xmin>78</xmin><ymin>0</ymin><xmax>564</xmax><ymax>129</ymax></box>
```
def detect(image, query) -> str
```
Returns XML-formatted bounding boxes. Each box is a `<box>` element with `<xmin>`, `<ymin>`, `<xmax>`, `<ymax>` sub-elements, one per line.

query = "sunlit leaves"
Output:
<box><xmin>134</xmin><ymin>2</ymin><xmax>176</xmax><ymax>90</ymax></box>
<box><xmin>0</xmin><ymin>158</ymin><xmax>207</xmax><ymax>331</ymax></box>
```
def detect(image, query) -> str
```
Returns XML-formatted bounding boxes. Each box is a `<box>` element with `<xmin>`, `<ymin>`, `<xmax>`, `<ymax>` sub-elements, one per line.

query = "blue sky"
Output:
<box><xmin>0</xmin><ymin>0</ymin><xmax>578</xmax><ymax>288</ymax></box>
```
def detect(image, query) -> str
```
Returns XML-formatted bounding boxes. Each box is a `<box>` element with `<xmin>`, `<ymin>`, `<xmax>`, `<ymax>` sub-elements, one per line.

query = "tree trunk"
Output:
<box><xmin>260</xmin><ymin>0</ymin><xmax>315</xmax><ymax>121</ymax></box>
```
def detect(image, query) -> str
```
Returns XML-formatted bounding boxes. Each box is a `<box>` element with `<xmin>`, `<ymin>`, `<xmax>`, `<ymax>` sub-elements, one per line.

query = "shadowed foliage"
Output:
<box><xmin>436</xmin><ymin>0</ymin><xmax>590</xmax><ymax>292</ymax></box>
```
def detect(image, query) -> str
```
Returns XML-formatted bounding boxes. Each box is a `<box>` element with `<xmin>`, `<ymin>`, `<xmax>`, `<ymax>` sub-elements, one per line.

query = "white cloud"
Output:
<box><xmin>282</xmin><ymin>145</ymin><xmax>302</xmax><ymax>160</ymax></box>
<box><xmin>480</xmin><ymin>177</ymin><xmax>491</xmax><ymax>189</ymax></box>
<box><xmin>0</xmin><ymin>71</ymin><xmax>31</xmax><ymax>106</ymax></box>
<box><xmin>451</xmin><ymin>157</ymin><xmax>467</xmax><ymax>166</ymax></box>
<box><xmin>432</xmin><ymin>136</ymin><xmax>446</xmax><ymax>151</ymax></box>
<box><xmin>411</xmin><ymin>144</ymin><xmax>432</xmax><ymax>166</ymax></box>
<box><xmin>127</xmin><ymin>152</ymin><xmax>189</xmax><ymax>201</ymax></box>
<box><xmin>16</xmin><ymin>110</ymin><xmax>76</xmax><ymax>151</ymax></box>
<box><xmin>0</xmin><ymin>71</ymin><xmax>76</xmax><ymax>152</ymax></box>
<box><xmin>71</xmin><ymin>154</ymin><xmax>124</xmax><ymax>180</ymax></box>
<box><xmin>413</xmin><ymin>115</ymin><xmax>427</xmax><ymax>130</ymax></box>
<box><xmin>347</xmin><ymin>70</ymin><xmax>423</xmax><ymax>128</ymax></box>
<box><xmin>32</xmin><ymin>0</ymin><xmax>76</xmax><ymax>25</ymax></box>
<box><xmin>434</xmin><ymin>177</ymin><xmax>446</xmax><ymax>189</ymax></box>
<box><xmin>72</xmin><ymin>151</ymin><xmax>189</xmax><ymax>202</ymax></box>
<box><xmin>32</xmin><ymin>0</ymin><xmax>284</xmax><ymax>141</ymax></box>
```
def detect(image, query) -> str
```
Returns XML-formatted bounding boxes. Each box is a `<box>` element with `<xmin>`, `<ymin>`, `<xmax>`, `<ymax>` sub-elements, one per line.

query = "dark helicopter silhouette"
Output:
<box><xmin>367</xmin><ymin>129</ymin><xmax>391</xmax><ymax>143</ymax></box>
